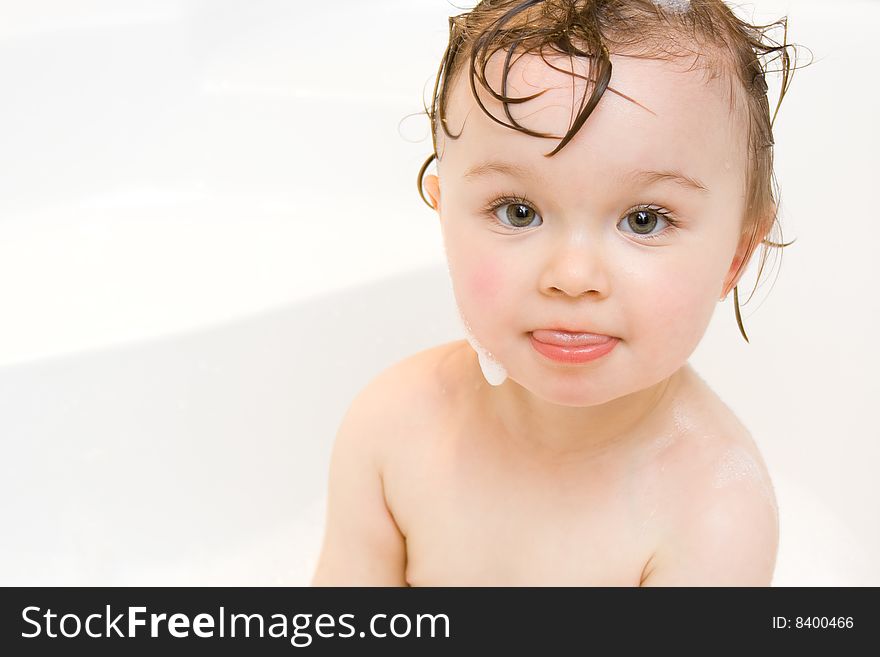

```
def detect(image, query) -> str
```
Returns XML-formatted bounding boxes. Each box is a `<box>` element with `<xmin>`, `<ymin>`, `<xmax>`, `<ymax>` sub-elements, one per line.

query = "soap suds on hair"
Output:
<box><xmin>652</xmin><ymin>0</ymin><xmax>692</xmax><ymax>13</ymax></box>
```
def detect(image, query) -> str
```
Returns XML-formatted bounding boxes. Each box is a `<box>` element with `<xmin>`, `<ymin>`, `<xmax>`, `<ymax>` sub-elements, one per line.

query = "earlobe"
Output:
<box><xmin>721</xmin><ymin>208</ymin><xmax>776</xmax><ymax>298</ymax></box>
<box><xmin>424</xmin><ymin>174</ymin><xmax>441</xmax><ymax>212</ymax></box>
<box><xmin>721</xmin><ymin>238</ymin><xmax>750</xmax><ymax>300</ymax></box>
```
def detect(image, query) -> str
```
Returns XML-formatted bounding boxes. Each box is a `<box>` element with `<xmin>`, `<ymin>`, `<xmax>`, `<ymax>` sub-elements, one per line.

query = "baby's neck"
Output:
<box><xmin>485</xmin><ymin>365</ymin><xmax>685</xmax><ymax>463</ymax></box>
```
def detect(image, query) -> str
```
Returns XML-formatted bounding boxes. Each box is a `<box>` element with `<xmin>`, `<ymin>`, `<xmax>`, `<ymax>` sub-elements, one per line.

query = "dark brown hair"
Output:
<box><xmin>416</xmin><ymin>0</ymin><xmax>811</xmax><ymax>342</ymax></box>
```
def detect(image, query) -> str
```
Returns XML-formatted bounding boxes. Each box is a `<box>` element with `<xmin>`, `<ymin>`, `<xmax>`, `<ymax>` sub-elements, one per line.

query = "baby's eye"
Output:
<box><xmin>485</xmin><ymin>196</ymin><xmax>543</xmax><ymax>230</ymax></box>
<box><xmin>617</xmin><ymin>206</ymin><xmax>676</xmax><ymax>241</ymax></box>
<box><xmin>483</xmin><ymin>196</ymin><xmax>678</xmax><ymax>239</ymax></box>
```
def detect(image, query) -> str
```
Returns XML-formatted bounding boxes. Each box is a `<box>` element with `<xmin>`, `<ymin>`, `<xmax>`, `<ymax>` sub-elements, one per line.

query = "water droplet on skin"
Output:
<box><xmin>671</xmin><ymin>399</ymin><xmax>696</xmax><ymax>437</ymax></box>
<box><xmin>652</xmin><ymin>432</ymin><xmax>675</xmax><ymax>451</ymax></box>
<box><xmin>712</xmin><ymin>445</ymin><xmax>776</xmax><ymax>506</ymax></box>
<box><xmin>713</xmin><ymin>446</ymin><xmax>759</xmax><ymax>486</ymax></box>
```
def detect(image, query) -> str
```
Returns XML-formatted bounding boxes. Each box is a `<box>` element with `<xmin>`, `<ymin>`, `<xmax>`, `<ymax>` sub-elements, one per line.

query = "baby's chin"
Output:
<box><xmin>498</xmin><ymin>342</ymin><xmax>667</xmax><ymax>407</ymax></box>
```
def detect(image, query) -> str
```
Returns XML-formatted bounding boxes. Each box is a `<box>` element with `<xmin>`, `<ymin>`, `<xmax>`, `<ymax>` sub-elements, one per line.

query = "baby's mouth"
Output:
<box><xmin>530</xmin><ymin>329</ymin><xmax>616</xmax><ymax>347</ymax></box>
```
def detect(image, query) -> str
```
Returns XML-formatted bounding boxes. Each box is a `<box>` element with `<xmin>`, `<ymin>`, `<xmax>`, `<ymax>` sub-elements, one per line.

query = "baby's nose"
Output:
<box><xmin>542</xmin><ymin>238</ymin><xmax>610</xmax><ymax>298</ymax></box>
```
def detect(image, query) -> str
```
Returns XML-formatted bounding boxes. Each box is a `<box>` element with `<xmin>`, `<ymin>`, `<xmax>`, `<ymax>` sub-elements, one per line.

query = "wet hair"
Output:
<box><xmin>415</xmin><ymin>0</ymin><xmax>812</xmax><ymax>342</ymax></box>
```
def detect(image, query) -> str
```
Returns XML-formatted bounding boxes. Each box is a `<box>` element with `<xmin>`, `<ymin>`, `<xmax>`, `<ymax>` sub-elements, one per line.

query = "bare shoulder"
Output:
<box><xmin>640</xmin><ymin>366</ymin><xmax>780</xmax><ymax>586</ymax></box>
<box><xmin>357</xmin><ymin>339</ymin><xmax>472</xmax><ymax>447</ymax></box>
<box><xmin>381</xmin><ymin>338</ymin><xmax>470</xmax><ymax>390</ymax></box>
<box><xmin>369</xmin><ymin>338</ymin><xmax>469</xmax><ymax>401</ymax></box>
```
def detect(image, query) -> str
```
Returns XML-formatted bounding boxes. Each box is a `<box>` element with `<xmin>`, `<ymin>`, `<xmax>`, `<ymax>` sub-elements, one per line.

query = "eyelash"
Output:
<box><xmin>482</xmin><ymin>193</ymin><xmax>681</xmax><ymax>241</ymax></box>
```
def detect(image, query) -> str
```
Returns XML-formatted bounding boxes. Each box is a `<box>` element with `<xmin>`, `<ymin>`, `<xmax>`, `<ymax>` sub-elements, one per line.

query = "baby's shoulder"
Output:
<box><xmin>373</xmin><ymin>338</ymin><xmax>468</xmax><ymax>397</ymax></box>
<box><xmin>355</xmin><ymin>339</ymin><xmax>470</xmax><ymax>441</ymax></box>
<box><xmin>654</xmin><ymin>368</ymin><xmax>776</xmax><ymax>505</ymax></box>
<box><xmin>661</xmin><ymin>420</ymin><xmax>777</xmax><ymax>517</ymax></box>
<box><xmin>639</xmin><ymin>370</ymin><xmax>779</xmax><ymax>583</ymax></box>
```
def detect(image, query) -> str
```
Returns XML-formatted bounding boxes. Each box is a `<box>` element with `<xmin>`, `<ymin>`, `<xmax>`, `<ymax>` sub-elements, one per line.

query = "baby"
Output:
<box><xmin>312</xmin><ymin>0</ymin><xmax>803</xmax><ymax>586</ymax></box>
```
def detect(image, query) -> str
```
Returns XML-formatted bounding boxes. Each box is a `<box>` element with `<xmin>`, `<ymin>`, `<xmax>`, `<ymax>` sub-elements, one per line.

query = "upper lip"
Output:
<box><xmin>531</xmin><ymin>328</ymin><xmax>617</xmax><ymax>347</ymax></box>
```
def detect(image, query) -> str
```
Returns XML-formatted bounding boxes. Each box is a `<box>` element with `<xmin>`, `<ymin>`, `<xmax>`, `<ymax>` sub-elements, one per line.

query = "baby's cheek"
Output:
<box><xmin>647</xmin><ymin>279</ymin><xmax>716</xmax><ymax>345</ymax></box>
<box><xmin>468</xmin><ymin>260</ymin><xmax>503</xmax><ymax>302</ymax></box>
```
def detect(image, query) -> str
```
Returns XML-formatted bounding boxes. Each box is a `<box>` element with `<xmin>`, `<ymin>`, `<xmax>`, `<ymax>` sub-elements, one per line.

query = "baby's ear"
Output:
<box><xmin>721</xmin><ymin>232</ymin><xmax>752</xmax><ymax>298</ymax></box>
<box><xmin>424</xmin><ymin>174</ymin><xmax>441</xmax><ymax>212</ymax></box>
<box><xmin>721</xmin><ymin>206</ymin><xmax>776</xmax><ymax>296</ymax></box>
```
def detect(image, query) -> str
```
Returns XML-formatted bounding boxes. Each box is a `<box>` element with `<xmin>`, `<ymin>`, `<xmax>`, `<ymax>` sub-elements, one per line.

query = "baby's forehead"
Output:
<box><xmin>441</xmin><ymin>49</ymin><xmax>747</xmax><ymax>180</ymax></box>
<box><xmin>449</xmin><ymin>48</ymin><xmax>738</xmax><ymax>136</ymax></box>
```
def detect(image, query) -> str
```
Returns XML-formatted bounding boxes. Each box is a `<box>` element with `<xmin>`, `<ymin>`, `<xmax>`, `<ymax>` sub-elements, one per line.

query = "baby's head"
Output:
<box><xmin>417</xmin><ymin>0</ymin><xmax>805</xmax><ymax>400</ymax></box>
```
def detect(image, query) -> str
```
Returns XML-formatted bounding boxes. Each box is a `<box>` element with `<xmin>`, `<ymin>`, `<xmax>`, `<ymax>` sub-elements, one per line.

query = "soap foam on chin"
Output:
<box><xmin>458</xmin><ymin>308</ymin><xmax>508</xmax><ymax>386</ymax></box>
<box><xmin>476</xmin><ymin>345</ymin><xmax>509</xmax><ymax>387</ymax></box>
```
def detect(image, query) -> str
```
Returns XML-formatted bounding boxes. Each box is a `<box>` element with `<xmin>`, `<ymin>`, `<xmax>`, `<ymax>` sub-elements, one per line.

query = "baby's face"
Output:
<box><xmin>424</xmin><ymin>49</ymin><xmax>751</xmax><ymax>405</ymax></box>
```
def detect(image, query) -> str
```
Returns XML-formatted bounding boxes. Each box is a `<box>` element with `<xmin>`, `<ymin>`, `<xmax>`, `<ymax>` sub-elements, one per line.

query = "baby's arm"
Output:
<box><xmin>640</xmin><ymin>469</ymin><xmax>779</xmax><ymax>586</ymax></box>
<box><xmin>310</xmin><ymin>377</ymin><xmax>408</xmax><ymax>586</ymax></box>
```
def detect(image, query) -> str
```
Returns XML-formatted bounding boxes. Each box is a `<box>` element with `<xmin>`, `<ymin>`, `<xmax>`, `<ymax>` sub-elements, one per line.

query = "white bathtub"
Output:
<box><xmin>0</xmin><ymin>0</ymin><xmax>877</xmax><ymax>586</ymax></box>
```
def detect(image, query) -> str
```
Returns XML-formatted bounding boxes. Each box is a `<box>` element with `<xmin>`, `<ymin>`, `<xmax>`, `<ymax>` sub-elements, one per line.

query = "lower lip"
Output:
<box><xmin>529</xmin><ymin>333</ymin><xmax>619</xmax><ymax>364</ymax></box>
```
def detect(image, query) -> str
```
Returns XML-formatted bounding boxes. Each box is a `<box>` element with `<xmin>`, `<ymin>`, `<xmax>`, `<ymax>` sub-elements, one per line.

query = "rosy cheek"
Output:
<box><xmin>469</xmin><ymin>260</ymin><xmax>502</xmax><ymax>301</ymax></box>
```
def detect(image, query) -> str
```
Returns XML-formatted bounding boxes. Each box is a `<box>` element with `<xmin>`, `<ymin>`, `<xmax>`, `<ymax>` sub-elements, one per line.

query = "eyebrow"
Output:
<box><xmin>463</xmin><ymin>160</ymin><xmax>710</xmax><ymax>194</ymax></box>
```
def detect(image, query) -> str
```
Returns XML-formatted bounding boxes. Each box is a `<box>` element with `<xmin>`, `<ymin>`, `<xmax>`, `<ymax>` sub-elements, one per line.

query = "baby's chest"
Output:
<box><xmin>386</xmin><ymin>436</ymin><xmax>658</xmax><ymax>586</ymax></box>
